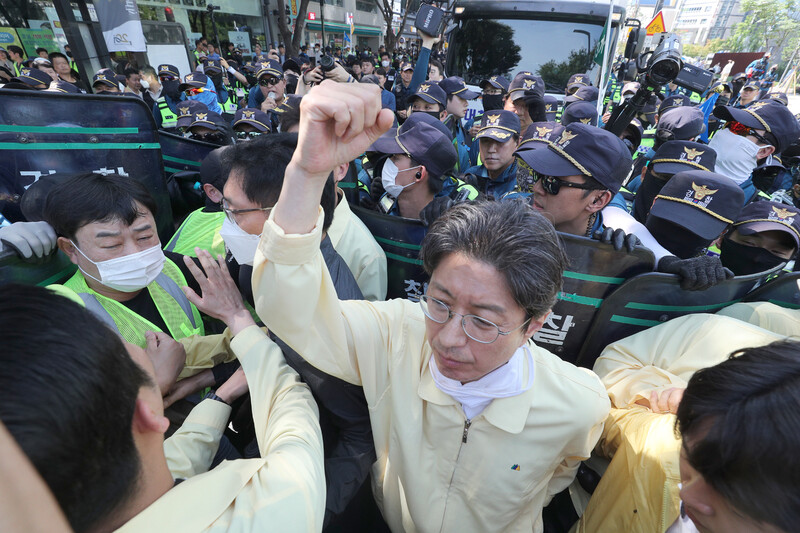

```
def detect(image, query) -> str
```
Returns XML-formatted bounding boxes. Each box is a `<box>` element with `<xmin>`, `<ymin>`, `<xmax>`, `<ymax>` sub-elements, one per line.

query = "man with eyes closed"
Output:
<box><xmin>251</xmin><ymin>80</ymin><xmax>611</xmax><ymax>533</ymax></box>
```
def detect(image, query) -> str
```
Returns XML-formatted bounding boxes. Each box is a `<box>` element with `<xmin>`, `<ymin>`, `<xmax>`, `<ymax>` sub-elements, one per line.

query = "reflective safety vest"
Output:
<box><xmin>636</xmin><ymin>127</ymin><xmax>657</xmax><ymax>159</ymax></box>
<box><xmin>221</xmin><ymin>93</ymin><xmax>238</xmax><ymax>114</ymax></box>
<box><xmin>164</xmin><ymin>209</ymin><xmax>226</xmax><ymax>258</ymax></box>
<box><xmin>49</xmin><ymin>258</ymin><xmax>203</xmax><ymax>348</ymax></box>
<box><xmin>689</xmin><ymin>92</ymin><xmax>701</xmax><ymax>104</ymax></box>
<box><xmin>157</xmin><ymin>97</ymin><xmax>178</xmax><ymax>128</ymax></box>
<box><xmin>68</xmin><ymin>58</ymin><xmax>78</xmax><ymax>73</ymax></box>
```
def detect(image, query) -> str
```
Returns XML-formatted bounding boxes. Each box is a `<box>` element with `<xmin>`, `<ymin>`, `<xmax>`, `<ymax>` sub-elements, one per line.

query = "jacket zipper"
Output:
<box><xmin>441</xmin><ymin>419</ymin><xmax>472</xmax><ymax>532</ymax></box>
<box><xmin>462</xmin><ymin>419</ymin><xmax>472</xmax><ymax>443</ymax></box>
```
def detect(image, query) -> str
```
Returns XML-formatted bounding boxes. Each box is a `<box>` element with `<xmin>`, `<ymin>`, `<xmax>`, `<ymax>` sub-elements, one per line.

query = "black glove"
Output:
<box><xmin>521</xmin><ymin>89</ymin><xmax>547</xmax><ymax>123</ymax></box>
<box><xmin>419</xmin><ymin>196</ymin><xmax>453</xmax><ymax>227</ymax></box>
<box><xmin>592</xmin><ymin>227</ymin><xmax>640</xmax><ymax>253</ymax></box>
<box><xmin>369</xmin><ymin>175</ymin><xmax>386</xmax><ymax>204</ymax></box>
<box><xmin>657</xmin><ymin>255</ymin><xmax>733</xmax><ymax>291</ymax></box>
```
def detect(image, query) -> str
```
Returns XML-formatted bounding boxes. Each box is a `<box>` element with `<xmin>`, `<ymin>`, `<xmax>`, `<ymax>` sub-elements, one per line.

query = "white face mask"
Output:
<box><xmin>381</xmin><ymin>60</ymin><xmax>390</xmax><ymax>68</ymax></box>
<box><xmin>219</xmin><ymin>216</ymin><xmax>260</xmax><ymax>266</ymax></box>
<box><xmin>140</xmin><ymin>78</ymin><xmax>150</xmax><ymax>90</ymax></box>
<box><xmin>72</xmin><ymin>242</ymin><xmax>165</xmax><ymax>293</ymax></box>
<box><xmin>381</xmin><ymin>158</ymin><xmax>421</xmax><ymax>198</ymax></box>
<box><xmin>708</xmin><ymin>127</ymin><xmax>765</xmax><ymax>185</ymax></box>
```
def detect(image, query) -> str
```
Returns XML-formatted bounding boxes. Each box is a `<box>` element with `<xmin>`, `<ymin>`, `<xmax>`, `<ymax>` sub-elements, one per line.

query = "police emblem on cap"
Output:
<box><xmin>196</xmin><ymin>112</ymin><xmax>207</xmax><ymax>121</ymax></box>
<box><xmin>486</xmin><ymin>113</ymin><xmax>500</xmax><ymax>125</ymax></box>
<box><xmin>545</xmin><ymin>104</ymin><xmax>553</xmax><ymax>112</ymax></box>
<box><xmin>749</xmin><ymin>101</ymin><xmax>769</xmax><ymax>111</ymax></box>
<box><xmin>575</xmin><ymin>76</ymin><xmax>584</xmax><ymax>83</ymax></box>
<box><xmin>160</xmin><ymin>65</ymin><xmax>168</xmax><ymax>71</ymax></box>
<box><xmin>243</xmin><ymin>110</ymin><xmax>255</xmax><ymax>119</ymax></box>
<box><xmin>179</xmin><ymin>106</ymin><xmax>190</xmax><ymax>116</ymax></box>
<box><xmin>419</xmin><ymin>83</ymin><xmax>430</xmax><ymax>92</ymax></box>
<box><xmin>493</xmin><ymin>132</ymin><xmax>512</xmax><ymax>139</ymax></box>
<box><xmin>685</xmin><ymin>182</ymin><xmax>718</xmax><ymax>207</ymax></box>
<box><xmin>490</xmin><ymin>76</ymin><xmax>497</xmax><ymax>82</ymax></box>
<box><xmin>558</xmin><ymin>130</ymin><xmax>577</xmax><ymax>144</ymax></box>
<box><xmin>536</xmin><ymin>126</ymin><xmax>553</xmax><ymax>137</ymax></box>
<box><xmin>770</xmin><ymin>206</ymin><xmax>795</xmax><ymax>222</ymax></box>
<box><xmin>521</xmin><ymin>72</ymin><xmax>532</xmax><ymax>76</ymax></box>
<box><xmin>523</xmin><ymin>79</ymin><xmax>535</xmax><ymax>89</ymax></box>
<box><xmin>580</xmin><ymin>118</ymin><xmax>591</xmax><ymax>124</ymax></box>
<box><xmin>96</xmin><ymin>73</ymin><xmax>106</xmax><ymax>80</ymax></box>
<box><xmin>21</xmin><ymin>68</ymin><xmax>31</xmax><ymax>76</ymax></box>
<box><xmin>684</xmin><ymin>147</ymin><xmax>704</xmax><ymax>160</ymax></box>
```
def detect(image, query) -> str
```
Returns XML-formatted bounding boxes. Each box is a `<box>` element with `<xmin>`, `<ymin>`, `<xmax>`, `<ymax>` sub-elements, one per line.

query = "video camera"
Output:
<box><xmin>415</xmin><ymin>2</ymin><xmax>445</xmax><ymax>38</ymax></box>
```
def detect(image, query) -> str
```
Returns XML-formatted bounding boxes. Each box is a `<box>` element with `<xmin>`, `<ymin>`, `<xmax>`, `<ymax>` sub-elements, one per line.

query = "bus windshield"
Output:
<box><xmin>447</xmin><ymin>17</ymin><xmax>610</xmax><ymax>93</ymax></box>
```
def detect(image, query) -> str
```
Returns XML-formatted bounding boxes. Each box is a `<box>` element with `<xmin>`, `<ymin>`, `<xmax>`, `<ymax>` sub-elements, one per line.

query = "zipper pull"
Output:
<box><xmin>462</xmin><ymin>419</ymin><xmax>471</xmax><ymax>444</ymax></box>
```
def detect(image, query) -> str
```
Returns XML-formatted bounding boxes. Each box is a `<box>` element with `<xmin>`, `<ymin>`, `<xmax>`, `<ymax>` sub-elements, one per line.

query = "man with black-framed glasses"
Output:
<box><xmin>251</xmin><ymin>81</ymin><xmax>611</xmax><ymax>533</ymax></box>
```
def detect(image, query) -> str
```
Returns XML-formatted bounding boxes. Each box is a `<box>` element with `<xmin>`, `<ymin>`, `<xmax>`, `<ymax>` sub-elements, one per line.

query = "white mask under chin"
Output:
<box><xmin>708</xmin><ymin>127</ymin><xmax>763</xmax><ymax>185</ymax></box>
<box><xmin>219</xmin><ymin>217</ymin><xmax>261</xmax><ymax>266</ymax></box>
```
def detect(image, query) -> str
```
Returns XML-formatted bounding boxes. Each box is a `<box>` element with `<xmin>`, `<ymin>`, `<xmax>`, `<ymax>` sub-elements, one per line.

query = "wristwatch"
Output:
<box><xmin>204</xmin><ymin>391</ymin><xmax>229</xmax><ymax>405</ymax></box>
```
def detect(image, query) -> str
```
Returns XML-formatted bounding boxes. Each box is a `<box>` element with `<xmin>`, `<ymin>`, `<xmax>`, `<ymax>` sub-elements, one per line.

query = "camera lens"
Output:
<box><xmin>319</xmin><ymin>55</ymin><xmax>335</xmax><ymax>72</ymax></box>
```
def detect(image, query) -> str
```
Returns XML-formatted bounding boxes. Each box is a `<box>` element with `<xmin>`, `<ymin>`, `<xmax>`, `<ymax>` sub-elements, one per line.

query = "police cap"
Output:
<box><xmin>561</xmin><ymin>101</ymin><xmax>598</xmax><ymax>126</ymax></box>
<box><xmin>733</xmin><ymin>201</ymin><xmax>800</xmax><ymax>250</ymax></box>
<box><xmin>713</xmin><ymin>100</ymin><xmax>800</xmax><ymax>152</ymax></box>
<box><xmin>651</xmin><ymin>140</ymin><xmax>717</xmax><ymax>175</ymax></box>
<box><xmin>476</xmin><ymin>110</ymin><xmax>520</xmax><ymax>143</ymax></box>
<box><xmin>232</xmin><ymin>108</ymin><xmax>271</xmax><ymax>133</ymax></box>
<box><xmin>368</xmin><ymin>122</ymin><xmax>457</xmax><ymax>179</ymax></box>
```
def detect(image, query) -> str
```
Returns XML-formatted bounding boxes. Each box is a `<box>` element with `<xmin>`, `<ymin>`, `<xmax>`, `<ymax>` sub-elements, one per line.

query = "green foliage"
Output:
<box><xmin>727</xmin><ymin>0</ymin><xmax>800</xmax><ymax>60</ymax></box>
<box><xmin>683</xmin><ymin>38</ymin><xmax>729</xmax><ymax>59</ymax></box>
<box><xmin>538</xmin><ymin>49</ymin><xmax>594</xmax><ymax>90</ymax></box>
<box><xmin>451</xmin><ymin>20</ymin><xmax>522</xmax><ymax>83</ymax></box>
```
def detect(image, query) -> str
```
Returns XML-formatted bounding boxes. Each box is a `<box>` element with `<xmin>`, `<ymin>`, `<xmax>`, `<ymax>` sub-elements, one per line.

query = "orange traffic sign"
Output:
<box><xmin>646</xmin><ymin>11</ymin><xmax>666</xmax><ymax>35</ymax></box>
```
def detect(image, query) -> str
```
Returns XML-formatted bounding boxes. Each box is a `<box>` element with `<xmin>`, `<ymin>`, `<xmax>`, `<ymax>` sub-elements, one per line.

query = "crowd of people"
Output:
<box><xmin>1</xmin><ymin>28</ymin><xmax>800</xmax><ymax>533</ymax></box>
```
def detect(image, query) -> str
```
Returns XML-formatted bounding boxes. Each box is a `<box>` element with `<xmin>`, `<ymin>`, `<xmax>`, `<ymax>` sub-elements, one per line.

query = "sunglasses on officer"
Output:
<box><xmin>531</xmin><ymin>172</ymin><xmax>603</xmax><ymax>195</ymax></box>
<box><xmin>258</xmin><ymin>76</ymin><xmax>282</xmax><ymax>87</ymax></box>
<box><xmin>158</xmin><ymin>74</ymin><xmax>177</xmax><ymax>82</ymax></box>
<box><xmin>235</xmin><ymin>131</ymin><xmax>264</xmax><ymax>140</ymax></box>
<box><xmin>184</xmin><ymin>87</ymin><xmax>205</xmax><ymax>96</ymax></box>
<box><xmin>726</xmin><ymin>120</ymin><xmax>772</xmax><ymax>146</ymax></box>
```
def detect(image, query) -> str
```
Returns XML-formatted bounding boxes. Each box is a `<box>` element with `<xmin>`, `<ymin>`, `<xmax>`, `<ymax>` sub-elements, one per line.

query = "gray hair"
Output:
<box><xmin>420</xmin><ymin>199</ymin><xmax>568</xmax><ymax>319</ymax></box>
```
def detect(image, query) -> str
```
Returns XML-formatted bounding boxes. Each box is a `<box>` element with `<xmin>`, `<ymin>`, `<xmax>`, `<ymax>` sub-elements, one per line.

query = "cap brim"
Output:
<box><xmin>712</xmin><ymin>106</ymin><xmax>764</xmax><ymax>130</ymax></box>
<box><xmin>476</xmin><ymin>127</ymin><xmax>517</xmax><ymax>142</ymax></box>
<box><xmin>651</xmin><ymin>161</ymin><xmax>706</xmax><ymax>175</ymax></box>
<box><xmin>179</xmin><ymin>82</ymin><xmax>204</xmax><ymax>91</ymax></box>
<box><xmin>412</xmin><ymin>93</ymin><xmax>442</xmax><ymax>105</ymax></box>
<box><xmin>509</xmin><ymin>89</ymin><xmax>526</xmax><ymax>101</ymax></box>
<box><xmin>92</xmin><ymin>80</ymin><xmax>118</xmax><ymax>88</ymax></box>
<box><xmin>234</xmin><ymin>119</ymin><xmax>270</xmax><ymax>132</ymax></box>
<box><xmin>737</xmin><ymin>222</ymin><xmax>800</xmax><ymax>249</ymax></box>
<box><xmin>368</xmin><ymin>129</ymin><xmax>404</xmax><ymax>154</ymax></box>
<box><xmin>189</xmin><ymin>120</ymin><xmax>218</xmax><ymax>130</ymax></box>
<box><xmin>453</xmin><ymin>88</ymin><xmax>479</xmax><ymax>100</ymax></box>
<box><xmin>514</xmin><ymin>143</ymin><xmax>582</xmax><ymax>176</ymax></box>
<box><xmin>649</xmin><ymin>201</ymin><xmax>727</xmax><ymax>240</ymax></box>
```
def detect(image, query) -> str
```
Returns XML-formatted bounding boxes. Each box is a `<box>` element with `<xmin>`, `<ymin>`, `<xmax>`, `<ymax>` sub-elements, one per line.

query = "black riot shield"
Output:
<box><xmin>542</xmin><ymin>233</ymin><xmax>655</xmax><ymax>364</ymax></box>
<box><xmin>741</xmin><ymin>272</ymin><xmax>800</xmax><ymax>309</ymax></box>
<box><xmin>0</xmin><ymin>90</ymin><xmax>173</xmax><ymax>241</ymax></box>
<box><xmin>0</xmin><ymin>248</ymin><xmax>76</xmax><ymax>288</ymax></box>
<box><xmin>351</xmin><ymin>204</ymin><xmax>428</xmax><ymax>300</ymax></box>
<box><xmin>158</xmin><ymin>131</ymin><xmax>218</xmax><ymax>176</ymax></box>
<box><xmin>576</xmin><ymin>265</ymin><xmax>784</xmax><ymax>369</ymax></box>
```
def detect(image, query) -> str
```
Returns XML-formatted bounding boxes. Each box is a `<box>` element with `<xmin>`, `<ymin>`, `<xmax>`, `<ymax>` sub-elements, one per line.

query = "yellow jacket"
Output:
<box><xmin>328</xmin><ymin>193</ymin><xmax>388</xmax><ymax>301</ymax></box>
<box><xmin>252</xmin><ymin>209</ymin><xmax>610</xmax><ymax>533</ymax></box>
<box><xmin>117</xmin><ymin>326</ymin><xmax>325</xmax><ymax>532</ymax></box>
<box><xmin>576</xmin><ymin>314</ymin><xmax>783</xmax><ymax>533</ymax></box>
<box><xmin>717</xmin><ymin>301</ymin><xmax>800</xmax><ymax>336</ymax></box>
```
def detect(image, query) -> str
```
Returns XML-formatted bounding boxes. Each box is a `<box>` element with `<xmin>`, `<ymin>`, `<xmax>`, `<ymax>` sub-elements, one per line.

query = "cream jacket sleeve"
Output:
<box><xmin>177</xmin><ymin>329</ymin><xmax>238</xmax><ymax>379</ymax></box>
<box><xmin>593</xmin><ymin>314</ymin><xmax>782</xmax><ymax>408</ymax></box>
<box><xmin>165</xmin><ymin>399</ymin><xmax>231</xmax><ymax>479</ymax></box>
<box><xmin>717</xmin><ymin>301</ymin><xmax>800</xmax><ymax>336</ymax></box>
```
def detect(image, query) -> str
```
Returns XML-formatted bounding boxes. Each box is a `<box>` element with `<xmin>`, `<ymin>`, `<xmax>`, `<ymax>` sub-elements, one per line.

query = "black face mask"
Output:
<box><xmin>66</xmin><ymin>51</ymin><xmax>73</xmax><ymax>58</ymax></box>
<box><xmin>751</xmin><ymin>166</ymin><xmax>784</xmax><ymax>193</ymax></box>
<box><xmin>210</xmin><ymin>73</ymin><xmax>224</xmax><ymax>88</ymax></box>
<box><xmin>482</xmin><ymin>94</ymin><xmax>504</xmax><ymax>112</ymax></box>
<box><xmin>245</xmin><ymin>74</ymin><xmax>258</xmax><ymax>87</ymax></box>
<box><xmin>645</xmin><ymin>217</ymin><xmax>712</xmax><ymax>259</ymax></box>
<box><xmin>715</xmin><ymin>95</ymin><xmax>730</xmax><ymax>107</ymax></box>
<box><xmin>720</xmin><ymin>236</ymin><xmax>787</xmax><ymax>275</ymax></box>
<box><xmin>162</xmin><ymin>79</ymin><xmax>181</xmax><ymax>100</ymax></box>
<box><xmin>412</xmin><ymin>109</ymin><xmax>441</xmax><ymax>121</ymax></box>
<box><xmin>633</xmin><ymin>168</ymin><xmax>670</xmax><ymax>223</ymax></box>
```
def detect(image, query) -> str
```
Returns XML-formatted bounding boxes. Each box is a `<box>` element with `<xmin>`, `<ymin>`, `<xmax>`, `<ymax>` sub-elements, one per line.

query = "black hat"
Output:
<box><xmin>651</xmin><ymin>140</ymin><xmax>717</xmax><ymax>175</ymax></box>
<box><xmin>368</xmin><ymin>122</ymin><xmax>457</xmax><ymax>178</ymax></box>
<box><xmin>656</xmin><ymin>106</ymin><xmax>706</xmax><ymax>142</ymax></box>
<box><xmin>476</xmin><ymin>110</ymin><xmax>520</xmax><ymax>143</ymax></box>
<box><xmin>282</xmin><ymin>57</ymin><xmax>301</xmax><ymax>73</ymax></box>
<box><xmin>255</xmin><ymin>59</ymin><xmax>283</xmax><ymax>79</ymax></box>
<box><xmin>516</xmin><ymin>121</ymin><xmax>565</xmax><ymax>151</ymax></box>
<box><xmin>564</xmin><ymin>85</ymin><xmax>599</xmax><ymax>104</ymax></box>
<box><xmin>50</xmin><ymin>80</ymin><xmax>80</xmax><ymax>93</ymax></box>
<box><xmin>732</xmin><ymin>72</ymin><xmax>747</xmax><ymax>81</ymax></box>
<box><xmin>567</xmin><ymin>73</ymin><xmax>591</xmax><ymax>91</ymax></box>
<box><xmin>764</xmin><ymin>92</ymin><xmax>789</xmax><ymax>106</ymax></box>
<box><xmin>438</xmin><ymin>76</ymin><xmax>479</xmax><ymax>100</ymax></box>
<box><xmin>91</xmin><ymin>70</ymin><xmax>118</xmax><ymax>89</ymax></box>
<box><xmin>401</xmin><ymin>111</ymin><xmax>454</xmax><ymax>141</ymax></box>
<box><xmin>179</xmin><ymin>72</ymin><xmax>209</xmax><ymax>91</ymax></box>
<box><xmin>543</xmin><ymin>95</ymin><xmax>558</xmax><ymax>121</ymax></box>
<box><xmin>400</xmin><ymin>61</ymin><xmax>414</xmax><ymax>72</ymax></box>
<box><xmin>241</xmin><ymin>61</ymin><xmax>256</xmax><ymax>74</ymax></box>
<box><xmin>410</xmin><ymin>81</ymin><xmax>446</xmax><ymax>106</ymax></box>
<box><xmin>13</xmin><ymin>67</ymin><xmax>51</xmax><ymax>88</ymax></box>
<box><xmin>158</xmin><ymin>64</ymin><xmax>180</xmax><ymax>78</ymax></box>
<box><xmin>176</xmin><ymin>100</ymin><xmax>209</xmax><ymax>129</ymax></box>
<box><xmin>515</xmin><ymin>122</ymin><xmax>632</xmax><ymax>194</ymax></box>
<box><xmin>479</xmin><ymin>75</ymin><xmax>509</xmax><ymax>92</ymax></box>
<box><xmin>713</xmin><ymin>100</ymin><xmax>800</xmax><ymax>152</ymax></box>
<box><xmin>658</xmin><ymin>94</ymin><xmax>693</xmax><ymax>116</ymax></box>
<box><xmin>650</xmin><ymin>170</ymin><xmax>744</xmax><ymax>240</ymax></box>
<box><xmin>204</xmin><ymin>59</ymin><xmax>223</xmax><ymax>74</ymax></box>
<box><xmin>732</xmin><ymin>201</ymin><xmax>800</xmax><ymax>249</ymax></box>
<box><xmin>275</xmin><ymin>94</ymin><xmax>303</xmax><ymax>114</ymax></box>
<box><xmin>743</xmin><ymin>79</ymin><xmax>760</xmax><ymax>90</ymax></box>
<box><xmin>561</xmin><ymin>101</ymin><xmax>598</xmax><ymax>126</ymax></box>
<box><xmin>508</xmin><ymin>71</ymin><xmax>544</xmax><ymax>101</ymax></box>
<box><xmin>189</xmin><ymin>110</ymin><xmax>224</xmax><ymax>131</ymax></box>
<box><xmin>623</xmin><ymin>118</ymin><xmax>644</xmax><ymax>149</ymax></box>
<box><xmin>233</xmin><ymin>108</ymin><xmax>271</xmax><ymax>132</ymax></box>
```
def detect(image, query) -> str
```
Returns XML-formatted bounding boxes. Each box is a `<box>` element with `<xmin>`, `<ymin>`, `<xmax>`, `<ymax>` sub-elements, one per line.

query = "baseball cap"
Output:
<box><xmin>157</xmin><ymin>64</ymin><xmax>180</xmax><ymax>78</ymax></box>
<box><xmin>649</xmin><ymin>170</ymin><xmax>745</xmax><ymax>240</ymax></box>
<box><xmin>713</xmin><ymin>100</ymin><xmax>800</xmax><ymax>152</ymax></box>
<box><xmin>651</xmin><ymin>140</ymin><xmax>717</xmax><ymax>175</ymax></box>
<box><xmin>255</xmin><ymin>59</ymin><xmax>283</xmax><ymax>79</ymax></box>
<box><xmin>438</xmin><ymin>76</ymin><xmax>479</xmax><ymax>100</ymax></box>
<box><xmin>480</xmin><ymin>75</ymin><xmax>510</xmax><ymax>92</ymax></box>
<box><xmin>543</xmin><ymin>95</ymin><xmax>558</xmax><ymax>121</ymax></box>
<box><xmin>359</xmin><ymin>74</ymin><xmax>381</xmax><ymax>86</ymax></box>
<box><xmin>274</xmin><ymin>94</ymin><xmax>302</xmax><ymax>114</ymax></box>
<box><xmin>232</xmin><ymin>108</ymin><xmax>271</xmax><ymax>132</ymax></box>
<box><xmin>204</xmin><ymin>59</ymin><xmax>222</xmax><ymax>74</ymax></box>
<box><xmin>31</xmin><ymin>57</ymin><xmax>52</xmax><ymax>68</ymax></box>
<box><xmin>658</xmin><ymin>94</ymin><xmax>693</xmax><ymax>116</ymax></box>
<box><xmin>764</xmin><ymin>92</ymin><xmax>789</xmax><ymax>106</ymax></box>
<box><xmin>410</xmin><ymin>81</ymin><xmax>446</xmax><ymax>106</ymax></box>
<box><xmin>732</xmin><ymin>72</ymin><xmax>747</xmax><ymax>82</ymax></box>
<box><xmin>515</xmin><ymin>122</ymin><xmax>633</xmax><ymax>194</ymax></box>
<box><xmin>92</xmin><ymin>71</ymin><xmax>118</xmax><ymax>89</ymax></box>
<box><xmin>564</xmin><ymin>85</ymin><xmax>599</xmax><ymax>104</ymax></box>
<box><xmin>508</xmin><ymin>71</ymin><xmax>544</xmax><ymax>101</ymax></box>
<box><xmin>732</xmin><ymin>201</ymin><xmax>800</xmax><ymax>250</ymax></box>
<box><xmin>400</xmin><ymin>61</ymin><xmax>414</xmax><ymax>72</ymax></box>
<box><xmin>368</xmin><ymin>122</ymin><xmax>457</xmax><ymax>178</ymax></box>
<box><xmin>400</xmin><ymin>111</ymin><xmax>454</xmax><ymax>141</ymax></box>
<box><xmin>743</xmin><ymin>79</ymin><xmax>760</xmax><ymax>90</ymax></box>
<box><xmin>179</xmin><ymin>72</ymin><xmax>209</xmax><ymax>91</ymax></box>
<box><xmin>176</xmin><ymin>101</ymin><xmax>209</xmax><ymax>129</ymax></box>
<box><xmin>282</xmin><ymin>57</ymin><xmax>301</xmax><ymax>73</ymax></box>
<box><xmin>656</xmin><ymin>106</ymin><xmax>706</xmax><ymax>142</ymax></box>
<box><xmin>475</xmin><ymin>110</ymin><xmax>520</xmax><ymax>143</ymax></box>
<box><xmin>561</xmin><ymin>101</ymin><xmax>598</xmax><ymax>126</ymax></box>
<box><xmin>13</xmin><ymin>67</ymin><xmax>51</xmax><ymax>88</ymax></box>
<box><xmin>622</xmin><ymin>82</ymin><xmax>640</xmax><ymax>96</ymax></box>
<box><xmin>189</xmin><ymin>110</ymin><xmax>223</xmax><ymax>130</ymax></box>
<box><xmin>516</xmin><ymin>121</ymin><xmax>565</xmax><ymax>151</ymax></box>
<box><xmin>49</xmin><ymin>80</ymin><xmax>81</xmax><ymax>94</ymax></box>
<box><xmin>567</xmin><ymin>73</ymin><xmax>591</xmax><ymax>91</ymax></box>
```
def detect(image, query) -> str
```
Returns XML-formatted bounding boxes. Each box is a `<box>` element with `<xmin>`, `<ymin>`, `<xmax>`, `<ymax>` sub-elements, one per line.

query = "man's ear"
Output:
<box><xmin>587</xmin><ymin>190</ymin><xmax>613</xmax><ymax>213</ymax></box>
<box><xmin>757</xmin><ymin>145</ymin><xmax>775</xmax><ymax>159</ymax></box>
<box><xmin>57</xmin><ymin>236</ymin><xmax>78</xmax><ymax>265</ymax></box>
<box><xmin>417</xmin><ymin>165</ymin><xmax>427</xmax><ymax>182</ymax></box>
<box><xmin>333</xmin><ymin>162</ymin><xmax>349</xmax><ymax>183</ymax></box>
<box><xmin>202</xmin><ymin>184</ymin><xmax>222</xmax><ymax>203</ymax></box>
<box><xmin>439</xmin><ymin>109</ymin><xmax>448</xmax><ymax>121</ymax></box>
<box><xmin>524</xmin><ymin>310</ymin><xmax>549</xmax><ymax>339</ymax></box>
<box><xmin>132</xmin><ymin>396</ymin><xmax>170</xmax><ymax>436</ymax></box>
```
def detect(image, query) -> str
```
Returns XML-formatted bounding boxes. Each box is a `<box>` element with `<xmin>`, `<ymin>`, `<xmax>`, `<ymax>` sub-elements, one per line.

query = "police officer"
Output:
<box><xmin>392</xmin><ymin>61</ymin><xmax>416</xmax><ymax>120</ymax></box>
<box><xmin>465</xmin><ymin>75</ymin><xmax>510</xmax><ymax>147</ymax></box>
<box><xmin>174</xmin><ymin>100</ymin><xmax>209</xmax><ymax>134</ymax></box>
<box><xmin>504</xmin><ymin>71</ymin><xmax>545</xmax><ymax>137</ymax></box>
<box><xmin>406</xmin><ymin>80</ymin><xmax>447</xmax><ymax>121</ymax></box>
<box><xmin>203</xmin><ymin>58</ymin><xmax>238</xmax><ymax>117</ymax></box>
<box><xmin>245</xmin><ymin>59</ymin><xmax>285</xmax><ymax>132</ymax></box>
<box><xmin>439</xmin><ymin>76</ymin><xmax>479</xmax><ymax>170</ymax></box>
<box><xmin>461</xmin><ymin>110</ymin><xmax>521</xmax><ymax>199</ymax></box>
<box><xmin>566</xmin><ymin>73</ymin><xmax>591</xmax><ymax>97</ymax></box>
<box><xmin>735</xmin><ymin>79</ymin><xmax>760</xmax><ymax>108</ymax></box>
<box><xmin>153</xmin><ymin>64</ymin><xmax>185</xmax><ymax>129</ymax></box>
<box><xmin>231</xmin><ymin>107</ymin><xmax>271</xmax><ymax>140</ymax></box>
<box><xmin>561</xmin><ymin>101</ymin><xmax>598</xmax><ymax>126</ymax></box>
<box><xmin>179</xmin><ymin>72</ymin><xmax>223</xmax><ymax>114</ymax></box>
<box><xmin>1</xmin><ymin>67</ymin><xmax>50</xmax><ymax>91</ymax></box>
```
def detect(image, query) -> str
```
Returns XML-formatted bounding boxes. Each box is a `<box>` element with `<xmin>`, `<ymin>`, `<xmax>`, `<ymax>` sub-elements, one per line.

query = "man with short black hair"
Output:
<box><xmin>428</xmin><ymin>58</ymin><xmax>444</xmax><ymax>82</ymax></box>
<box><xmin>440</xmin><ymin>76</ymin><xmax>480</xmax><ymax>170</ymax></box>
<box><xmin>124</xmin><ymin>66</ymin><xmax>143</xmax><ymax>98</ymax></box>
<box><xmin>7</xmin><ymin>45</ymin><xmax>24</xmax><ymax>76</ymax></box>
